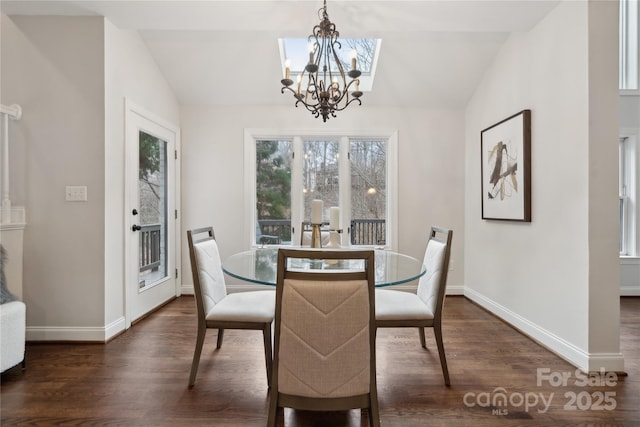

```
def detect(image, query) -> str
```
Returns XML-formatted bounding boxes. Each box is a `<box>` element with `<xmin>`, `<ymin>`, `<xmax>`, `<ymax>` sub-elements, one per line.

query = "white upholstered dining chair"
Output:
<box><xmin>299</xmin><ymin>221</ymin><xmax>331</xmax><ymax>247</ymax></box>
<box><xmin>375</xmin><ymin>226</ymin><xmax>453</xmax><ymax>385</ymax></box>
<box><xmin>267</xmin><ymin>249</ymin><xmax>380</xmax><ymax>427</ymax></box>
<box><xmin>186</xmin><ymin>226</ymin><xmax>275</xmax><ymax>388</ymax></box>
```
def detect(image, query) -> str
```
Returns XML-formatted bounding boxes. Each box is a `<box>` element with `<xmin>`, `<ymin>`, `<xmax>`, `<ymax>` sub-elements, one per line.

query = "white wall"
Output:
<box><xmin>180</xmin><ymin>105</ymin><xmax>466</xmax><ymax>294</ymax></box>
<box><xmin>620</xmin><ymin>95</ymin><xmax>640</xmax><ymax>128</ymax></box>
<box><xmin>103</xmin><ymin>20</ymin><xmax>180</xmax><ymax>338</ymax></box>
<box><xmin>587</xmin><ymin>0</ymin><xmax>622</xmax><ymax>361</ymax></box>
<box><xmin>1</xmin><ymin>15</ymin><xmax>107</xmax><ymax>338</ymax></box>
<box><xmin>464</xmin><ymin>1</ymin><xmax>622</xmax><ymax>372</ymax></box>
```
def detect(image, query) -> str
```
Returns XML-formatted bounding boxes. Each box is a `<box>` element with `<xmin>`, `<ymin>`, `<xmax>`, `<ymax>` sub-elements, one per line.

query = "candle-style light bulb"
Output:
<box><xmin>350</xmin><ymin>49</ymin><xmax>357</xmax><ymax>70</ymax></box>
<box><xmin>284</xmin><ymin>59</ymin><xmax>291</xmax><ymax>80</ymax></box>
<box><xmin>308</xmin><ymin>43</ymin><xmax>315</xmax><ymax>64</ymax></box>
<box><xmin>296</xmin><ymin>74</ymin><xmax>302</xmax><ymax>94</ymax></box>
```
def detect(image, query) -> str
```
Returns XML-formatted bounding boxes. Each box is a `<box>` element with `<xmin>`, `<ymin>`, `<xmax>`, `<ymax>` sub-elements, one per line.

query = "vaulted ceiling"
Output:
<box><xmin>1</xmin><ymin>0</ymin><xmax>560</xmax><ymax>108</ymax></box>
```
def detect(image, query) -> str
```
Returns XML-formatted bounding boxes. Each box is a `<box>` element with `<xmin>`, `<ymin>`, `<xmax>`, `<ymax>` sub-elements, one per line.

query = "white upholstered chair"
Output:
<box><xmin>299</xmin><ymin>221</ymin><xmax>331</xmax><ymax>247</ymax></box>
<box><xmin>0</xmin><ymin>300</ymin><xmax>26</xmax><ymax>373</ymax></box>
<box><xmin>186</xmin><ymin>226</ymin><xmax>275</xmax><ymax>388</ymax></box>
<box><xmin>267</xmin><ymin>249</ymin><xmax>380</xmax><ymax>427</ymax></box>
<box><xmin>375</xmin><ymin>226</ymin><xmax>453</xmax><ymax>385</ymax></box>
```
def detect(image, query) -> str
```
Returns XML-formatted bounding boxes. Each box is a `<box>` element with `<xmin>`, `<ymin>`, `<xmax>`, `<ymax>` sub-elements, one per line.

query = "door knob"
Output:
<box><xmin>132</xmin><ymin>224</ymin><xmax>142</xmax><ymax>231</ymax></box>
<box><xmin>132</xmin><ymin>208</ymin><xmax>138</xmax><ymax>216</ymax></box>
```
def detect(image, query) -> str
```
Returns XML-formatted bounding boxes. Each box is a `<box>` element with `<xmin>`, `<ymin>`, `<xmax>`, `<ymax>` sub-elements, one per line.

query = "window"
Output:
<box><xmin>255</xmin><ymin>140</ymin><xmax>292</xmax><ymax>244</ymax></box>
<box><xmin>245</xmin><ymin>130</ymin><xmax>398</xmax><ymax>249</ymax></box>
<box><xmin>350</xmin><ymin>139</ymin><xmax>388</xmax><ymax>246</ymax></box>
<box><xmin>620</xmin><ymin>0</ymin><xmax>639</xmax><ymax>91</ymax></box>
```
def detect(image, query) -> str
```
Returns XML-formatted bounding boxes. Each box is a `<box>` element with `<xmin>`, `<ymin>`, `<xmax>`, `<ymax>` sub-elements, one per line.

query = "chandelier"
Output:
<box><xmin>280</xmin><ymin>0</ymin><xmax>362</xmax><ymax>122</ymax></box>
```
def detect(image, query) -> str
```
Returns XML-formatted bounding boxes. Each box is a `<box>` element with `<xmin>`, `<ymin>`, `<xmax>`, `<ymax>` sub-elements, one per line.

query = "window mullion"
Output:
<box><xmin>339</xmin><ymin>136</ymin><xmax>351</xmax><ymax>246</ymax></box>
<box><xmin>291</xmin><ymin>136</ymin><xmax>304</xmax><ymax>243</ymax></box>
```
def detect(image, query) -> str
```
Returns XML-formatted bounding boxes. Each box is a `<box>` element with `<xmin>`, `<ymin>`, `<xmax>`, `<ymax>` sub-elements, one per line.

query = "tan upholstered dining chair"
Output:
<box><xmin>186</xmin><ymin>226</ymin><xmax>275</xmax><ymax>388</ymax></box>
<box><xmin>267</xmin><ymin>249</ymin><xmax>380</xmax><ymax>427</ymax></box>
<box><xmin>375</xmin><ymin>226</ymin><xmax>453</xmax><ymax>385</ymax></box>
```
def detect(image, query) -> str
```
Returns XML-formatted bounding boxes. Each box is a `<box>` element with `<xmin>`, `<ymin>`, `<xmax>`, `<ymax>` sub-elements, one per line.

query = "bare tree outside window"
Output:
<box><xmin>138</xmin><ymin>131</ymin><xmax>168</xmax><ymax>283</ymax></box>
<box><xmin>139</xmin><ymin>132</ymin><xmax>163</xmax><ymax>224</ymax></box>
<box><xmin>339</xmin><ymin>39</ymin><xmax>377</xmax><ymax>74</ymax></box>
<box><xmin>350</xmin><ymin>139</ymin><xmax>387</xmax><ymax>245</ymax></box>
<box><xmin>303</xmin><ymin>140</ymin><xmax>339</xmax><ymax>221</ymax></box>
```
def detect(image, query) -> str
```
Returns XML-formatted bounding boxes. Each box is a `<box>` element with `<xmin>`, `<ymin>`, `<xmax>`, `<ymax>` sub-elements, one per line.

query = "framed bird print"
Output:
<box><xmin>481</xmin><ymin>110</ymin><xmax>531</xmax><ymax>222</ymax></box>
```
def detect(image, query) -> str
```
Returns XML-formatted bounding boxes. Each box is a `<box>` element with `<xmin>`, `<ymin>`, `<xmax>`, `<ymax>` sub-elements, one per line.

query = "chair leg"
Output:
<box><xmin>188</xmin><ymin>327</ymin><xmax>206</xmax><ymax>387</ymax></box>
<box><xmin>263</xmin><ymin>323</ymin><xmax>273</xmax><ymax>387</ymax></box>
<box><xmin>368</xmin><ymin>392</ymin><xmax>381</xmax><ymax>427</ymax></box>
<box><xmin>418</xmin><ymin>327</ymin><xmax>427</xmax><ymax>348</ymax></box>
<box><xmin>267</xmin><ymin>390</ymin><xmax>279</xmax><ymax>427</ymax></box>
<box><xmin>433</xmin><ymin>324</ymin><xmax>450</xmax><ymax>386</ymax></box>
<box><xmin>216</xmin><ymin>329</ymin><xmax>225</xmax><ymax>349</ymax></box>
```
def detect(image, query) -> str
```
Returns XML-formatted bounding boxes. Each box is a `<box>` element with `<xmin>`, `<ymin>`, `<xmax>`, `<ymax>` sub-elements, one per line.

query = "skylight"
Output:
<box><xmin>279</xmin><ymin>38</ymin><xmax>381</xmax><ymax>92</ymax></box>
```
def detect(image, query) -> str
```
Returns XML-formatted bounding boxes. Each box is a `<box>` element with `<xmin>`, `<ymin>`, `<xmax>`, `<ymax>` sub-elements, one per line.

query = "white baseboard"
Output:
<box><xmin>105</xmin><ymin>316</ymin><xmax>126</xmax><ymax>341</ymax></box>
<box><xmin>26</xmin><ymin>317</ymin><xmax>126</xmax><ymax>342</ymax></box>
<box><xmin>621</xmin><ymin>286</ymin><xmax>640</xmax><ymax>296</ymax></box>
<box><xmin>463</xmin><ymin>287</ymin><xmax>624</xmax><ymax>373</ymax></box>
<box><xmin>446</xmin><ymin>284</ymin><xmax>465</xmax><ymax>295</ymax></box>
<box><xmin>620</xmin><ymin>258</ymin><xmax>640</xmax><ymax>295</ymax></box>
<box><xmin>27</xmin><ymin>326</ymin><xmax>105</xmax><ymax>342</ymax></box>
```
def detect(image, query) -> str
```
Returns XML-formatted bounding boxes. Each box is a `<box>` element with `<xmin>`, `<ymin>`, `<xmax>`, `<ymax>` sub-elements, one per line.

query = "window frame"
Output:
<box><xmin>244</xmin><ymin>129</ymin><xmax>398</xmax><ymax>251</ymax></box>
<box><xmin>620</xmin><ymin>0</ymin><xmax>639</xmax><ymax>92</ymax></box>
<box><xmin>620</xmin><ymin>131</ymin><xmax>638</xmax><ymax>257</ymax></box>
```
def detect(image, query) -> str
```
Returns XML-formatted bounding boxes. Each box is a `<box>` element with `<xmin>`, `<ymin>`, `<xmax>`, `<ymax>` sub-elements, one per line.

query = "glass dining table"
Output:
<box><xmin>222</xmin><ymin>247</ymin><xmax>426</xmax><ymax>287</ymax></box>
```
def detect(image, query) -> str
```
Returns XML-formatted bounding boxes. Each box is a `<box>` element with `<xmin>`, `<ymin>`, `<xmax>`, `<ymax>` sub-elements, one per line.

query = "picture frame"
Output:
<box><xmin>481</xmin><ymin>109</ymin><xmax>531</xmax><ymax>222</ymax></box>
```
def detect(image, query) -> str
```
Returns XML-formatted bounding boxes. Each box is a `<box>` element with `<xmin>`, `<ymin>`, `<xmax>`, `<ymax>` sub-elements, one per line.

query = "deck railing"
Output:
<box><xmin>139</xmin><ymin>223</ymin><xmax>161</xmax><ymax>272</ymax></box>
<box><xmin>257</xmin><ymin>219</ymin><xmax>385</xmax><ymax>246</ymax></box>
<box><xmin>258</xmin><ymin>220</ymin><xmax>291</xmax><ymax>244</ymax></box>
<box><xmin>350</xmin><ymin>219</ymin><xmax>386</xmax><ymax>246</ymax></box>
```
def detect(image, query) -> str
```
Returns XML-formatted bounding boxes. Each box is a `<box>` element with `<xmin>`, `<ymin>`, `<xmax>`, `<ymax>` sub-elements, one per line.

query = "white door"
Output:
<box><xmin>125</xmin><ymin>101</ymin><xmax>180</xmax><ymax>326</ymax></box>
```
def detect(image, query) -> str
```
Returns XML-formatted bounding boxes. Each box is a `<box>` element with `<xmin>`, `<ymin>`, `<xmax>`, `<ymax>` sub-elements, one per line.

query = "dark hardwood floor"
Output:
<box><xmin>2</xmin><ymin>296</ymin><xmax>639</xmax><ymax>426</ymax></box>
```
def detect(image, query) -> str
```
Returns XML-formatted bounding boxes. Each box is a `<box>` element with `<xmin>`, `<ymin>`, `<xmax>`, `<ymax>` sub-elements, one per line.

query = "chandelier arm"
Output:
<box><xmin>328</xmin><ymin>75</ymin><xmax>359</xmax><ymax>107</ymax></box>
<box><xmin>331</xmin><ymin>97</ymin><xmax>363</xmax><ymax>112</ymax></box>
<box><xmin>343</xmin><ymin>78</ymin><xmax>360</xmax><ymax>95</ymax></box>
<box><xmin>292</xmin><ymin>77</ymin><xmax>361</xmax><ymax>114</ymax></box>
<box><xmin>281</xmin><ymin>86</ymin><xmax>296</xmax><ymax>96</ymax></box>
<box><xmin>318</xmin><ymin>34</ymin><xmax>330</xmax><ymax>102</ymax></box>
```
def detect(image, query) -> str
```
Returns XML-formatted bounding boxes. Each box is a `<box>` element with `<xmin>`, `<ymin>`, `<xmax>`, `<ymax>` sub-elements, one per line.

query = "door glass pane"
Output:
<box><xmin>138</xmin><ymin>130</ymin><xmax>168</xmax><ymax>289</ymax></box>
<box><xmin>350</xmin><ymin>139</ymin><xmax>387</xmax><ymax>245</ymax></box>
<box><xmin>303</xmin><ymin>140</ymin><xmax>340</xmax><ymax>222</ymax></box>
<box><xmin>256</xmin><ymin>140</ymin><xmax>292</xmax><ymax>245</ymax></box>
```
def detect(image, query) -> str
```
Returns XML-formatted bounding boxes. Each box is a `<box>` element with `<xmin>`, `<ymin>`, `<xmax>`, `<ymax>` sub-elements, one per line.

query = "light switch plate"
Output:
<box><xmin>65</xmin><ymin>186</ymin><xmax>87</xmax><ymax>202</ymax></box>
